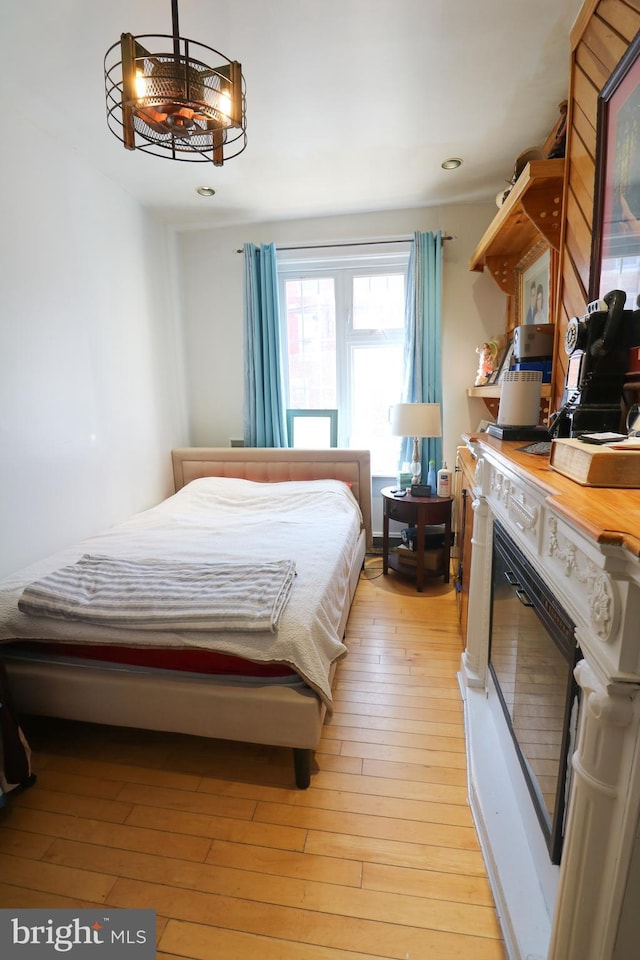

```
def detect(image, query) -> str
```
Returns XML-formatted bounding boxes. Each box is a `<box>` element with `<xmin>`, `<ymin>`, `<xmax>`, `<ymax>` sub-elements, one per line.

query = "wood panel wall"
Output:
<box><xmin>553</xmin><ymin>0</ymin><xmax>640</xmax><ymax>411</ymax></box>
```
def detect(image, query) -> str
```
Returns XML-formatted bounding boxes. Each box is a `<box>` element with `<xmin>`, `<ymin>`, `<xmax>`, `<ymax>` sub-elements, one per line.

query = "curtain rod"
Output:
<box><xmin>235</xmin><ymin>234</ymin><xmax>455</xmax><ymax>254</ymax></box>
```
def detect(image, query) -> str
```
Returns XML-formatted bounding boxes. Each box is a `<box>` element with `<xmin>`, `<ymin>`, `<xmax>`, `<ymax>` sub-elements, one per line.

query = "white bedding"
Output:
<box><xmin>0</xmin><ymin>477</ymin><xmax>364</xmax><ymax>708</ymax></box>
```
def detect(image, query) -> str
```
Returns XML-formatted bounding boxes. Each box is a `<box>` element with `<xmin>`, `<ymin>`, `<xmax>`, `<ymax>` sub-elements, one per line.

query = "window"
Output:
<box><xmin>278</xmin><ymin>244</ymin><xmax>410</xmax><ymax>474</ymax></box>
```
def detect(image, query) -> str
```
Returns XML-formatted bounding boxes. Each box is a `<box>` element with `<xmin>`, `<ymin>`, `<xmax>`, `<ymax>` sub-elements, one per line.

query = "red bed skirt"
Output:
<box><xmin>8</xmin><ymin>641</ymin><xmax>296</xmax><ymax>678</ymax></box>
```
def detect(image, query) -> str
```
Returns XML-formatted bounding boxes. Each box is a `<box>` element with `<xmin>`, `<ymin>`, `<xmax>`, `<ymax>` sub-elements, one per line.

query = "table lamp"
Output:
<box><xmin>390</xmin><ymin>402</ymin><xmax>442</xmax><ymax>484</ymax></box>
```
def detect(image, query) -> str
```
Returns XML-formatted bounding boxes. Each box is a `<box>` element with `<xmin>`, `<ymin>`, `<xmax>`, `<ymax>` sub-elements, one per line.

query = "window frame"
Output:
<box><xmin>277</xmin><ymin>243</ymin><xmax>410</xmax><ymax>470</ymax></box>
<box><xmin>286</xmin><ymin>408</ymin><xmax>338</xmax><ymax>448</ymax></box>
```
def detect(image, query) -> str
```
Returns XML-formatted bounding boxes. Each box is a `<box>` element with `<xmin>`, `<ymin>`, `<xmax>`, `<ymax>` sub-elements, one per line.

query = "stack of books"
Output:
<box><xmin>396</xmin><ymin>544</ymin><xmax>418</xmax><ymax>566</ymax></box>
<box><xmin>395</xmin><ymin>544</ymin><xmax>444</xmax><ymax>572</ymax></box>
<box><xmin>397</xmin><ymin>471</ymin><xmax>413</xmax><ymax>490</ymax></box>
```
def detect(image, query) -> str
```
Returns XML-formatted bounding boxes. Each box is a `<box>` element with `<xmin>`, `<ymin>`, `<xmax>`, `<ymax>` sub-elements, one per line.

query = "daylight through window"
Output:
<box><xmin>278</xmin><ymin>243</ymin><xmax>410</xmax><ymax>475</ymax></box>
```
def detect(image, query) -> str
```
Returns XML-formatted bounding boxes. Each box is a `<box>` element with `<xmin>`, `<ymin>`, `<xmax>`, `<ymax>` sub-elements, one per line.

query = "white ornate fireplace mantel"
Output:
<box><xmin>459</xmin><ymin>434</ymin><xmax>640</xmax><ymax>960</ymax></box>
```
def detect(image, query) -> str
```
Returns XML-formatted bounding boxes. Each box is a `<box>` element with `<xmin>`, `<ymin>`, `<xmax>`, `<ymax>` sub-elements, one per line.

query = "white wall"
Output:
<box><xmin>0</xmin><ymin>117</ymin><xmax>188</xmax><ymax>578</ymax></box>
<box><xmin>176</xmin><ymin>204</ymin><xmax>506</xmax><ymax>480</ymax></box>
<box><xmin>0</xmin><ymin>110</ymin><xmax>507</xmax><ymax>575</ymax></box>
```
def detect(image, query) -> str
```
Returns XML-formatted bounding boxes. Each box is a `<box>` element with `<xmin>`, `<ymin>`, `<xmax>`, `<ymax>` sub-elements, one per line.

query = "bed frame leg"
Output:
<box><xmin>293</xmin><ymin>748</ymin><xmax>311</xmax><ymax>789</ymax></box>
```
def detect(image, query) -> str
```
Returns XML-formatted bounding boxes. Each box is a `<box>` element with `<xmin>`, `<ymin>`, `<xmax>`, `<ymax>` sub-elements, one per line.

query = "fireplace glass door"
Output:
<box><xmin>490</xmin><ymin>522</ymin><xmax>580</xmax><ymax>864</ymax></box>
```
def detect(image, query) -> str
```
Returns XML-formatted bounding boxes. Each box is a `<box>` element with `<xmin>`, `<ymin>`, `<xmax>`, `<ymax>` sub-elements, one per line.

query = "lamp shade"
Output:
<box><xmin>390</xmin><ymin>403</ymin><xmax>442</xmax><ymax>438</ymax></box>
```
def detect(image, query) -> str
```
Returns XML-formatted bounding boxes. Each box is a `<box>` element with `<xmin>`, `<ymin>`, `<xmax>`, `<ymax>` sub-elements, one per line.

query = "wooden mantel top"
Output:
<box><xmin>463</xmin><ymin>433</ymin><xmax>640</xmax><ymax>558</ymax></box>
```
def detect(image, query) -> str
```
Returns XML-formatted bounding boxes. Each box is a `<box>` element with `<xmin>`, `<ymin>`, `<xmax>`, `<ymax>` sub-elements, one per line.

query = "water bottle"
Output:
<box><xmin>427</xmin><ymin>460</ymin><xmax>437</xmax><ymax>495</ymax></box>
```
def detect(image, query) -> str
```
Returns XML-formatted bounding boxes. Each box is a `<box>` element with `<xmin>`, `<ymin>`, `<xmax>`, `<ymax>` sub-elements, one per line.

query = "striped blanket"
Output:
<box><xmin>17</xmin><ymin>555</ymin><xmax>296</xmax><ymax>633</ymax></box>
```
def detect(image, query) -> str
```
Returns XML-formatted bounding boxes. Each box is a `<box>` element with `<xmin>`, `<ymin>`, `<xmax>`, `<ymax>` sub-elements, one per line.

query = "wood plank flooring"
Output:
<box><xmin>0</xmin><ymin>557</ymin><xmax>506</xmax><ymax>960</ymax></box>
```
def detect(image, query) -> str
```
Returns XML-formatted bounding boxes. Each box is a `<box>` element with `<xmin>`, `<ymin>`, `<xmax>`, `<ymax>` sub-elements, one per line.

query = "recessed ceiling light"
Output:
<box><xmin>441</xmin><ymin>158</ymin><xmax>463</xmax><ymax>170</ymax></box>
<box><xmin>196</xmin><ymin>186</ymin><xmax>216</xmax><ymax>197</ymax></box>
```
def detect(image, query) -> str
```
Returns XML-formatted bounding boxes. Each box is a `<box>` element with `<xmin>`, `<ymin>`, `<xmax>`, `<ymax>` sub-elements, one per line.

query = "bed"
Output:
<box><xmin>0</xmin><ymin>448</ymin><xmax>371</xmax><ymax>788</ymax></box>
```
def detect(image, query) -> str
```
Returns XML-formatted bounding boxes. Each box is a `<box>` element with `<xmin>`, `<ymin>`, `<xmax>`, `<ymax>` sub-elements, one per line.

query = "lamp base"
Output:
<box><xmin>410</xmin><ymin>438</ymin><xmax>421</xmax><ymax>483</ymax></box>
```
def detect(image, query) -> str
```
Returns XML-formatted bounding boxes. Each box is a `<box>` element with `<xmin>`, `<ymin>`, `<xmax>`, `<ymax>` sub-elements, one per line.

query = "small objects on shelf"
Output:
<box><xmin>475</xmin><ymin>340</ymin><xmax>499</xmax><ymax>385</ymax></box>
<box><xmin>547</xmin><ymin>100</ymin><xmax>568</xmax><ymax>159</ymax></box>
<box><xmin>396</xmin><ymin>470</ymin><xmax>412</xmax><ymax>490</ymax></box>
<box><xmin>496</xmin><ymin>146</ymin><xmax>546</xmax><ymax>208</ymax></box>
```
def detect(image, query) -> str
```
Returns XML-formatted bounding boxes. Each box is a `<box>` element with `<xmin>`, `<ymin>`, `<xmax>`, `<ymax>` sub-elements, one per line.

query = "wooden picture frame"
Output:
<box><xmin>590</xmin><ymin>31</ymin><xmax>640</xmax><ymax>304</ymax></box>
<box><xmin>487</xmin><ymin>339</ymin><xmax>514</xmax><ymax>385</ymax></box>
<box><xmin>497</xmin><ymin>339</ymin><xmax>514</xmax><ymax>382</ymax></box>
<box><xmin>476</xmin><ymin>418</ymin><xmax>493</xmax><ymax>433</ymax></box>
<box><xmin>516</xmin><ymin>240</ymin><xmax>551</xmax><ymax>327</ymax></box>
<box><xmin>485</xmin><ymin>353</ymin><xmax>502</xmax><ymax>385</ymax></box>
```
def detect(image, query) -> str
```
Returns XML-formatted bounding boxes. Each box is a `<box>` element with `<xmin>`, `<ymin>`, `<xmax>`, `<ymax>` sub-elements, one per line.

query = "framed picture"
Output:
<box><xmin>516</xmin><ymin>240</ymin><xmax>551</xmax><ymax>326</ymax></box>
<box><xmin>487</xmin><ymin>339</ymin><xmax>514</xmax><ymax>384</ymax></box>
<box><xmin>485</xmin><ymin>354</ymin><xmax>502</xmax><ymax>385</ymax></box>
<box><xmin>590</xmin><ymin>32</ymin><xmax>640</xmax><ymax>304</ymax></box>
<box><xmin>476</xmin><ymin>418</ymin><xmax>494</xmax><ymax>433</ymax></box>
<box><xmin>497</xmin><ymin>339</ymin><xmax>514</xmax><ymax>381</ymax></box>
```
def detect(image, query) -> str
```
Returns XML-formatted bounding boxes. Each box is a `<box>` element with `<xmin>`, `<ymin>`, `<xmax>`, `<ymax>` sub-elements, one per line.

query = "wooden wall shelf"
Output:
<box><xmin>467</xmin><ymin>383</ymin><xmax>552</xmax><ymax>420</ymax></box>
<box><xmin>469</xmin><ymin>159</ymin><xmax>565</xmax><ymax>294</ymax></box>
<box><xmin>467</xmin><ymin>384</ymin><xmax>552</xmax><ymax>399</ymax></box>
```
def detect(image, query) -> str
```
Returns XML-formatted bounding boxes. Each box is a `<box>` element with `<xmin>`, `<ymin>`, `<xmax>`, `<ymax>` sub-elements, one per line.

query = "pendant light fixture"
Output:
<box><xmin>104</xmin><ymin>0</ymin><xmax>247</xmax><ymax>166</ymax></box>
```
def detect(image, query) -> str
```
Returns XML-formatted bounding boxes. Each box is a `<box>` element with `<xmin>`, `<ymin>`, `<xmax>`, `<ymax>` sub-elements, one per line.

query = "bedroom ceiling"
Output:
<box><xmin>4</xmin><ymin>0</ymin><xmax>583</xmax><ymax>229</ymax></box>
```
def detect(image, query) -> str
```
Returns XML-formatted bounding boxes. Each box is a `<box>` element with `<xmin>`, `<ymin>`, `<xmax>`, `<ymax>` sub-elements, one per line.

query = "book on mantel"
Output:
<box><xmin>549</xmin><ymin>438</ymin><xmax>640</xmax><ymax>487</ymax></box>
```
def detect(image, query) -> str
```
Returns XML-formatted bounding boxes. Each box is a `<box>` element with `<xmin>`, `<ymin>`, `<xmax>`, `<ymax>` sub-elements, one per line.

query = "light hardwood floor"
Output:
<box><xmin>0</xmin><ymin>557</ymin><xmax>506</xmax><ymax>960</ymax></box>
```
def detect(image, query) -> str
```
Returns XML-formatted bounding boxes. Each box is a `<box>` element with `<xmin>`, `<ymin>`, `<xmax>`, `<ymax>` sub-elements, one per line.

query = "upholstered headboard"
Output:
<box><xmin>171</xmin><ymin>447</ymin><xmax>372</xmax><ymax>547</ymax></box>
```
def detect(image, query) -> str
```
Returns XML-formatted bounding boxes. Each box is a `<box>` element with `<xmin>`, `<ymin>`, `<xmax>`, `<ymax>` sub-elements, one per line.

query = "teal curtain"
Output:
<box><xmin>243</xmin><ymin>243</ymin><xmax>288</xmax><ymax>447</ymax></box>
<box><xmin>400</xmin><ymin>231</ymin><xmax>443</xmax><ymax>476</ymax></box>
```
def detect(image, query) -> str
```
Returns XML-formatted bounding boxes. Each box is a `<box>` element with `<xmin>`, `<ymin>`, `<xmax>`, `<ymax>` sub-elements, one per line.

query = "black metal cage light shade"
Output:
<box><xmin>104</xmin><ymin>0</ymin><xmax>246</xmax><ymax>166</ymax></box>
